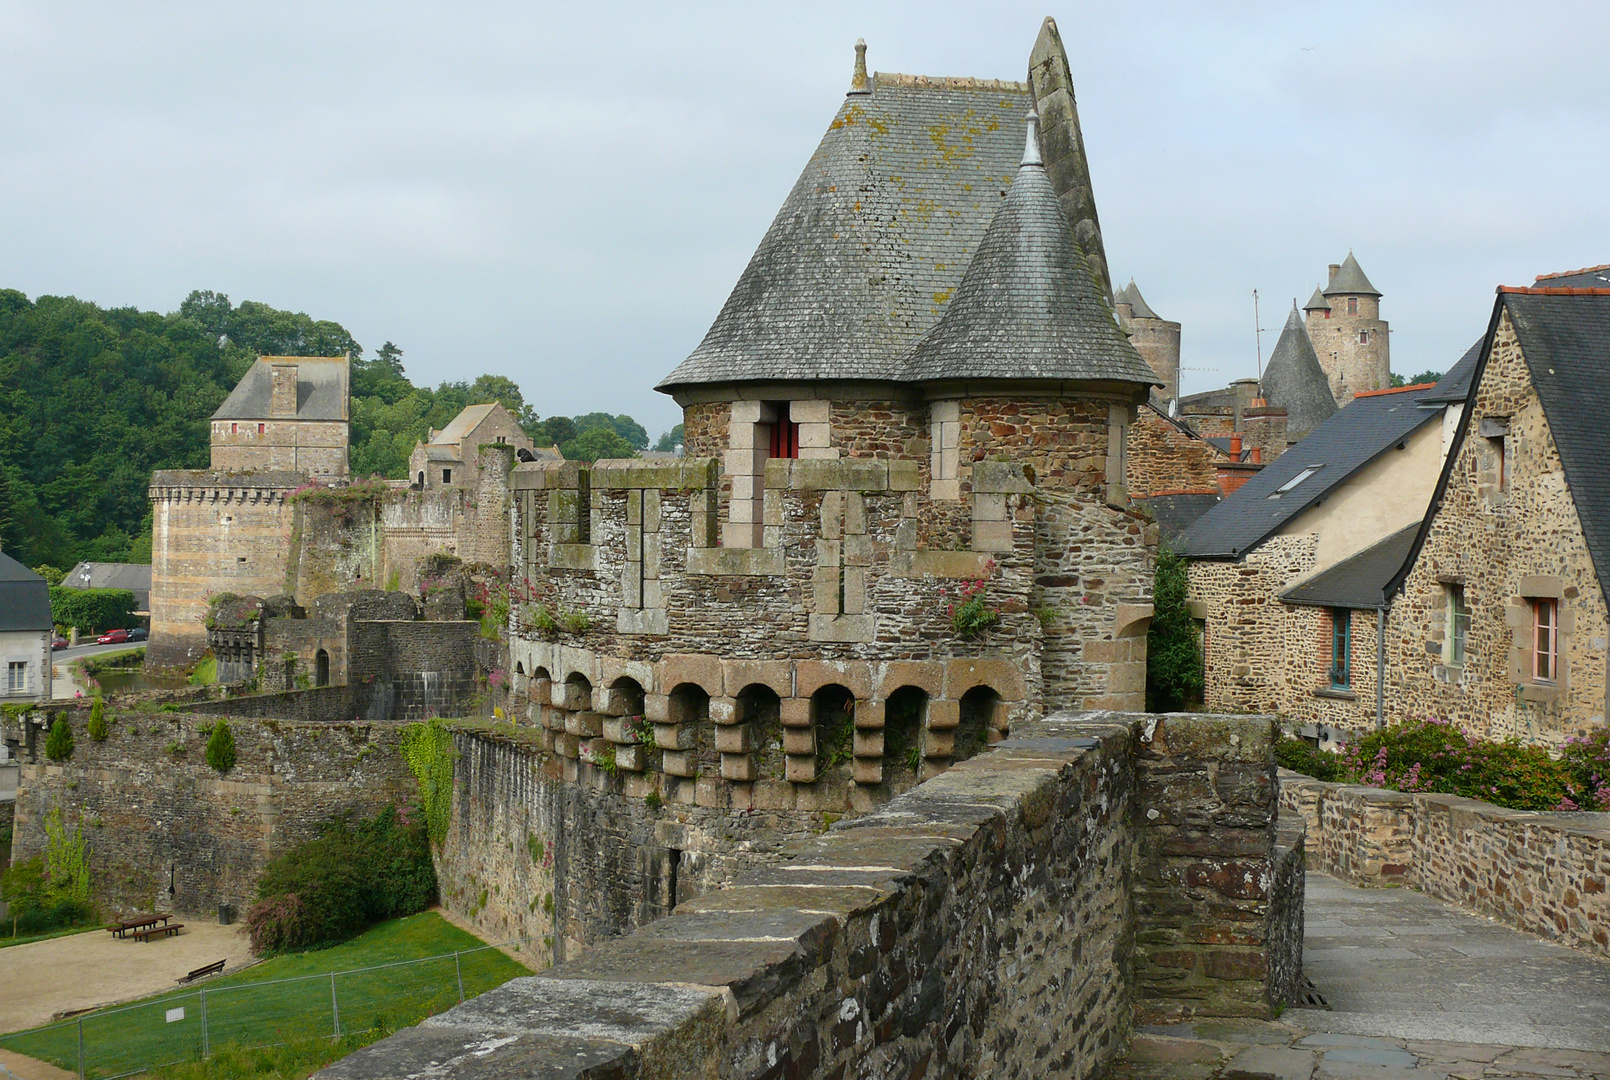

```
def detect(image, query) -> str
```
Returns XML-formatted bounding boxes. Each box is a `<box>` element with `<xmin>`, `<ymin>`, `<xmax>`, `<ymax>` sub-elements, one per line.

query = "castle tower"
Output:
<box><xmin>1114</xmin><ymin>279</ymin><xmax>1181</xmax><ymax>404</ymax></box>
<box><xmin>1303</xmin><ymin>252</ymin><xmax>1390</xmax><ymax>404</ymax></box>
<box><xmin>1265</xmin><ymin>301</ymin><xmax>1338</xmax><ymax>440</ymax></box>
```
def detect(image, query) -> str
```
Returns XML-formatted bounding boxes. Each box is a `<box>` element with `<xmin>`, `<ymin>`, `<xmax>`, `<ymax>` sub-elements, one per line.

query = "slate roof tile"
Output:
<box><xmin>1323</xmin><ymin>252</ymin><xmax>1381</xmax><ymax>298</ymax></box>
<box><xmin>1262</xmin><ymin>304</ymin><xmax>1338</xmax><ymax>438</ymax></box>
<box><xmin>1280</xmin><ymin>524</ymin><xmax>1418</xmax><ymax>609</ymax></box>
<box><xmin>0</xmin><ymin>551</ymin><xmax>52</xmax><ymax>632</ymax></box>
<box><xmin>212</xmin><ymin>356</ymin><xmax>349</xmax><ymax>422</ymax></box>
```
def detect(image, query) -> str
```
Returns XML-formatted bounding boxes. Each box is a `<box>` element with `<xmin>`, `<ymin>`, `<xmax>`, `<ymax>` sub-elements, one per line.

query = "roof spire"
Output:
<box><xmin>1021</xmin><ymin>110</ymin><xmax>1043</xmax><ymax>167</ymax></box>
<box><xmin>848</xmin><ymin>38</ymin><xmax>870</xmax><ymax>95</ymax></box>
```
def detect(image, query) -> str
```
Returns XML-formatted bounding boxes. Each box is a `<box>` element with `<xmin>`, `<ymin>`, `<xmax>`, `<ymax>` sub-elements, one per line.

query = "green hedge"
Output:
<box><xmin>49</xmin><ymin>586</ymin><xmax>137</xmax><ymax>633</ymax></box>
<box><xmin>1279</xmin><ymin>719</ymin><xmax>1610</xmax><ymax>811</ymax></box>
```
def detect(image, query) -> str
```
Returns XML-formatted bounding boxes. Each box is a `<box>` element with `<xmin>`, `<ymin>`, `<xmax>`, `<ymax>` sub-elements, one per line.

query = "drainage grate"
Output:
<box><xmin>1297</xmin><ymin>975</ymin><xmax>1330</xmax><ymax>1010</ymax></box>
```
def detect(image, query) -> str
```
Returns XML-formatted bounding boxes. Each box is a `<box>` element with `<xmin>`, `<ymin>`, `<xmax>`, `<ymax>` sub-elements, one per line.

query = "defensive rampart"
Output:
<box><xmin>8</xmin><ymin>706</ymin><xmax>414</xmax><ymax>916</ymax></box>
<box><xmin>320</xmin><ymin>711</ymin><xmax>1303</xmax><ymax>1080</ymax></box>
<box><xmin>1281</xmin><ymin>769</ymin><xmax>1610</xmax><ymax>956</ymax></box>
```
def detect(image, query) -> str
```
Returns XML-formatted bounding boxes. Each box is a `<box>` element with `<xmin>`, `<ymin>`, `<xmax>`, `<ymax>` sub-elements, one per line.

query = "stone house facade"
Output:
<box><xmin>1180</xmin><ymin>374</ymin><xmax>1464</xmax><ymax>724</ymax></box>
<box><xmin>1383</xmin><ymin>278</ymin><xmax>1610</xmax><ymax>745</ymax></box>
<box><xmin>0</xmin><ymin>551</ymin><xmax>52</xmax><ymax>704</ymax></box>
<box><xmin>408</xmin><ymin>401</ymin><xmax>538</xmax><ymax>493</ymax></box>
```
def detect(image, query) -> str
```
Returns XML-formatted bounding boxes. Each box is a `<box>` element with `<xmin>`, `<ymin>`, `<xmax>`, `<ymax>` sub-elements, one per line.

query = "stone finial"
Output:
<box><xmin>1022</xmin><ymin>110</ymin><xmax>1043</xmax><ymax>167</ymax></box>
<box><xmin>849</xmin><ymin>38</ymin><xmax>870</xmax><ymax>95</ymax></box>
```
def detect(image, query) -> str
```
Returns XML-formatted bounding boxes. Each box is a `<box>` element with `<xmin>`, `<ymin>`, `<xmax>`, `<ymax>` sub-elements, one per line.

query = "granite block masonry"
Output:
<box><xmin>318</xmin><ymin>711</ymin><xmax>1303</xmax><ymax>1080</ymax></box>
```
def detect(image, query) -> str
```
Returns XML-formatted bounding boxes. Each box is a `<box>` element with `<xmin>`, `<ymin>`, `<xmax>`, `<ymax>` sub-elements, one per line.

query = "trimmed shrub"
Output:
<box><xmin>87</xmin><ymin>698</ymin><xmax>109</xmax><ymax>742</ymax></box>
<box><xmin>48</xmin><ymin>586</ymin><xmax>137</xmax><ymax>633</ymax></box>
<box><xmin>205</xmin><ymin>718</ymin><xmax>237</xmax><ymax>772</ymax></box>
<box><xmin>44</xmin><ymin>717</ymin><xmax>74</xmax><ymax>761</ymax></box>
<box><xmin>244</xmin><ymin>806</ymin><xmax>436</xmax><ymax>955</ymax></box>
<box><xmin>1274</xmin><ymin>736</ymin><xmax>1342</xmax><ymax>782</ymax></box>
<box><xmin>1282</xmin><ymin>719</ymin><xmax>1609</xmax><ymax>812</ymax></box>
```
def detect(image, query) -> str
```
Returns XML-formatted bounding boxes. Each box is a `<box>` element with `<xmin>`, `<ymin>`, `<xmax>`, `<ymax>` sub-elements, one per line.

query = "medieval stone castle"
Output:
<box><xmin>12</xmin><ymin>15</ymin><xmax>1605</xmax><ymax>1080</ymax></box>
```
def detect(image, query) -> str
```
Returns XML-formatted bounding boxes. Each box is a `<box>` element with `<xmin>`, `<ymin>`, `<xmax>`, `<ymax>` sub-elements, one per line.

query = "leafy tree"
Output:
<box><xmin>1145</xmin><ymin>545</ymin><xmax>1204</xmax><ymax>712</ymax></box>
<box><xmin>574</xmin><ymin>412</ymin><xmax>649</xmax><ymax>451</ymax></box>
<box><xmin>562</xmin><ymin>426</ymin><xmax>639</xmax><ymax>463</ymax></box>
<box><xmin>45</xmin><ymin>716</ymin><xmax>74</xmax><ymax>761</ymax></box>
<box><xmin>49</xmin><ymin>587</ymin><xmax>136</xmax><ymax>633</ymax></box>
<box><xmin>206</xmin><ymin>718</ymin><xmax>237</xmax><ymax>772</ymax></box>
<box><xmin>1406</xmin><ymin>370</ymin><xmax>1443</xmax><ymax>386</ymax></box>
<box><xmin>32</xmin><ymin>564</ymin><xmax>64</xmax><ymax>586</ymax></box>
<box><xmin>535</xmin><ymin>416</ymin><xmax>577</xmax><ymax>448</ymax></box>
<box><xmin>653</xmin><ymin>423</ymin><xmax>685</xmax><ymax>453</ymax></box>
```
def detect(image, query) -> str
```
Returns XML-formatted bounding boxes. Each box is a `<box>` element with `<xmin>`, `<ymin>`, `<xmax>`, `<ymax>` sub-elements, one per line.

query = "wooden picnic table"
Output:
<box><xmin>106</xmin><ymin>912</ymin><xmax>172</xmax><ymax>939</ymax></box>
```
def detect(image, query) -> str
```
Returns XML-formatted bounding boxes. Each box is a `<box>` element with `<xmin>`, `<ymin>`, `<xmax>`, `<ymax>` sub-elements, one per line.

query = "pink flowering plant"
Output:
<box><xmin>944</xmin><ymin>559</ymin><xmax>1000</xmax><ymax>640</ymax></box>
<box><xmin>1283</xmin><ymin>716</ymin><xmax>1610</xmax><ymax>812</ymax></box>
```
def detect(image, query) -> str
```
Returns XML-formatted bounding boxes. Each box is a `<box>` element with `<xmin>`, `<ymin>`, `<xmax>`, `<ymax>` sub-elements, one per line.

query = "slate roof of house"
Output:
<box><xmin>423</xmin><ymin>446</ymin><xmax>463</xmax><ymax>463</ymax></box>
<box><xmin>901</xmin><ymin>120</ymin><xmax>1156</xmax><ymax>388</ymax></box>
<box><xmin>1323</xmin><ymin>252</ymin><xmax>1381</xmax><ymax>297</ymax></box>
<box><xmin>62</xmin><ymin>562</ymin><xmax>151</xmax><ymax>601</ymax></box>
<box><xmin>1280</xmin><ymin>524</ymin><xmax>1419</xmax><ymax>609</ymax></box>
<box><xmin>1415</xmin><ymin>338</ymin><xmax>1484</xmax><ymax>405</ymax></box>
<box><xmin>212</xmin><ymin>356</ymin><xmax>349</xmax><ymax>421</ymax></box>
<box><xmin>1138</xmin><ymin>491</ymin><xmax>1223</xmax><ymax>544</ymax></box>
<box><xmin>0</xmin><ymin>551</ymin><xmax>52</xmax><ymax>632</ymax></box>
<box><xmin>1303</xmin><ymin>285</ymin><xmax>1330</xmax><ymax>312</ymax></box>
<box><xmin>431</xmin><ymin>404</ymin><xmax>499</xmax><ymax>446</ymax></box>
<box><xmin>1261</xmin><ymin>304</ymin><xmax>1338</xmax><ymax>438</ymax></box>
<box><xmin>659</xmin><ymin>75</ymin><xmax>1035</xmax><ymax>391</ymax></box>
<box><xmin>1534</xmin><ymin>264</ymin><xmax>1610</xmax><ymax>289</ymax></box>
<box><xmin>1502</xmin><ymin>288</ymin><xmax>1610</xmax><ymax>601</ymax></box>
<box><xmin>1178</xmin><ymin>385</ymin><xmax>1442</xmax><ymax>559</ymax></box>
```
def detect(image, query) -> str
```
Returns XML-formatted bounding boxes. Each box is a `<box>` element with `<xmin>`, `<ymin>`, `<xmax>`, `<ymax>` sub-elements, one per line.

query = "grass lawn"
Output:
<box><xmin>0</xmin><ymin>911</ymin><xmax>531</xmax><ymax>1079</ymax></box>
<box><xmin>0</xmin><ymin>923</ymin><xmax>102</xmax><ymax>951</ymax></box>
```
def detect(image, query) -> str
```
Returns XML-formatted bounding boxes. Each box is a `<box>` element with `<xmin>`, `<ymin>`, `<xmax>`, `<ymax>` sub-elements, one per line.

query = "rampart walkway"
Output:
<box><xmin>1122</xmin><ymin>871</ymin><xmax>1610</xmax><ymax>1080</ymax></box>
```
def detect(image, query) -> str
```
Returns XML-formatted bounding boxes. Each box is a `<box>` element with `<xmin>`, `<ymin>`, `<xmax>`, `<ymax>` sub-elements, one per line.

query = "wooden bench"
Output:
<box><xmin>132</xmin><ymin>922</ymin><xmax>182</xmax><ymax>942</ymax></box>
<box><xmin>178</xmin><ymin>959</ymin><xmax>226</xmax><ymax>983</ymax></box>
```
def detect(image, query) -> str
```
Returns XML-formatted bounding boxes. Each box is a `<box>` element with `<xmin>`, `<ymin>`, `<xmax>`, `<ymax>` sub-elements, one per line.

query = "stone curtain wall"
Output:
<box><xmin>1389</xmin><ymin>312</ymin><xmax>1610</xmax><ymax>746</ymax></box>
<box><xmin>318</xmin><ymin>712</ymin><xmax>1300</xmax><ymax>1080</ymax></box>
<box><xmin>1127</xmin><ymin>411</ymin><xmax>1222</xmax><ymax>499</ymax></box>
<box><xmin>1282</xmin><ymin>771</ymin><xmax>1609</xmax><ymax>956</ymax></box>
<box><xmin>10</xmin><ymin>707</ymin><xmax>413</xmax><ymax>915</ymax></box>
<box><xmin>435</xmin><ymin>729</ymin><xmax>845</xmax><ymax>967</ymax></box>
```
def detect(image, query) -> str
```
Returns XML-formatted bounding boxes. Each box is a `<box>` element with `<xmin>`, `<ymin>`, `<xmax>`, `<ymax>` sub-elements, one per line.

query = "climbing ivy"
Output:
<box><xmin>43</xmin><ymin>807</ymin><xmax>90</xmax><ymax>903</ymax></box>
<box><xmin>1146</xmin><ymin>545</ymin><xmax>1204</xmax><ymax>712</ymax></box>
<box><xmin>400</xmin><ymin>718</ymin><xmax>456</xmax><ymax>845</ymax></box>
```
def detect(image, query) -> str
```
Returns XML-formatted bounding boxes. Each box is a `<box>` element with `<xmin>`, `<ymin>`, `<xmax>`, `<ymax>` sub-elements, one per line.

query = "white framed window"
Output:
<box><xmin>1445</xmin><ymin>584</ymin><xmax>1469</xmax><ymax>666</ymax></box>
<box><xmin>6</xmin><ymin>661</ymin><xmax>28</xmax><ymax>693</ymax></box>
<box><xmin>1532</xmin><ymin>598</ymin><xmax>1558</xmax><ymax>681</ymax></box>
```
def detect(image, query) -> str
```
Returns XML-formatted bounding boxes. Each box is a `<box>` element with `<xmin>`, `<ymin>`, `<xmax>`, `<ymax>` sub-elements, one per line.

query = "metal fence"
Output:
<box><xmin>0</xmin><ymin>937</ymin><xmax>530</xmax><ymax>1080</ymax></box>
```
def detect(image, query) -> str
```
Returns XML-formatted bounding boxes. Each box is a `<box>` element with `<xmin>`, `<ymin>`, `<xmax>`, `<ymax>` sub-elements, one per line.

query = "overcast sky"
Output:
<box><xmin>5</xmin><ymin>2</ymin><xmax>1607</xmax><ymax>438</ymax></box>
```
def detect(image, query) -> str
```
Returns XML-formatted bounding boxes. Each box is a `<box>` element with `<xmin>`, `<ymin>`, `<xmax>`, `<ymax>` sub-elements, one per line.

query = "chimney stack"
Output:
<box><xmin>1327</xmin><ymin>263</ymin><xmax>1341</xmax><ymax>288</ymax></box>
<box><xmin>270</xmin><ymin>363</ymin><xmax>299</xmax><ymax>418</ymax></box>
<box><xmin>1230</xmin><ymin>432</ymin><xmax>1243</xmax><ymax>459</ymax></box>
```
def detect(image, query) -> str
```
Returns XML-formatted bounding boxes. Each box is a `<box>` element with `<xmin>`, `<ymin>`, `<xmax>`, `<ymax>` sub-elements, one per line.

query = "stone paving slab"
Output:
<box><xmin>1113</xmin><ymin>871</ymin><xmax>1610</xmax><ymax>1080</ymax></box>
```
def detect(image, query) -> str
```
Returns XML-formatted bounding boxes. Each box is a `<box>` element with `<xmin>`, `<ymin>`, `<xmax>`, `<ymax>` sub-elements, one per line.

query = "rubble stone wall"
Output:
<box><xmin>9</xmin><ymin>707</ymin><xmax>413</xmax><ymax>916</ymax></box>
<box><xmin>318</xmin><ymin>711</ymin><xmax>1301</xmax><ymax>1080</ymax></box>
<box><xmin>1128</xmin><ymin>410</ymin><xmax>1221</xmax><ymax>499</ymax></box>
<box><xmin>1388</xmin><ymin>312</ymin><xmax>1609</xmax><ymax>745</ymax></box>
<box><xmin>1281</xmin><ymin>770</ymin><xmax>1609</xmax><ymax>956</ymax></box>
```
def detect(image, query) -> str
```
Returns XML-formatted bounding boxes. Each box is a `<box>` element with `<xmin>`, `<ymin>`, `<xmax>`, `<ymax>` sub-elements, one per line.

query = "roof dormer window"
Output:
<box><xmin>1268</xmin><ymin>466</ymin><xmax>1322</xmax><ymax>499</ymax></box>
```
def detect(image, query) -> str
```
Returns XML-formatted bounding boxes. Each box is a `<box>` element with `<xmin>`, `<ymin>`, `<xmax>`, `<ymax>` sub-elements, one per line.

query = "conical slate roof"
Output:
<box><xmin>1124</xmin><ymin>279</ymin><xmax>1161</xmax><ymax>320</ymax></box>
<box><xmin>1323</xmin><ymin>252</ymin><xmax>1381</xmax><ymax>297</ymax></box>
<box><xmin>1303</xmin><ymin>284</ymin><xmax>1330</xmax><ymax>312</ymax></box>
<box><xmin>901</xmin><ymin>118</ymin><xmax>1158</xmax><ymax>389</ymax></box>
<box><xmin>1262</xmin><ymin>303</ymin><xmax>1338</xmax><ymax>437</ymax></box>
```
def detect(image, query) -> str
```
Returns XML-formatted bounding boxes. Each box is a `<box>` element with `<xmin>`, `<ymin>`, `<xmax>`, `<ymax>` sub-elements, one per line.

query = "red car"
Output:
<box><xmin>52</xmin><ymin>637</ymin><xmax>68</xmax><ymax>650</ymax></box>
<box><xmin>96</xmin><ymin>629</ymin><xmax>131</xmax><ymax>645</ymax></box>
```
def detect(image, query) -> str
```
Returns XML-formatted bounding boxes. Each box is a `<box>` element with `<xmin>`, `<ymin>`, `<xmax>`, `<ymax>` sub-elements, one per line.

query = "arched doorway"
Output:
<box><xmin>314</xmin><ymin>649</ymin><xmax>330</xmax><ymax>687</ymax></box>
<box><xmin>883</xmin><ymin>686</ymin><xmax>928</xmax><ymax>785</ymax></box>
<box><xmin>811</xmin><ymin>685</ymin><xmax>855</xmax><ymax>776</ymax></box>
<box><xmin>955</xmin><ymin>686</ymin><xmax>1001</xmax><ymax>763</ymax></box>
<box><xmin>737</xmin><ymin>683</ymin><xmax>784</xmax><ymax>780</ymax></box>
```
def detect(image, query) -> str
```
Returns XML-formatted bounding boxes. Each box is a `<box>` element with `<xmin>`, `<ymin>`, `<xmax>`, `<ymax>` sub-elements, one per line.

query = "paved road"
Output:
<box><xmin>1119</xmin><ymin>872</ymin><xmax>1610</xmax><ymax>1079</ymax></box>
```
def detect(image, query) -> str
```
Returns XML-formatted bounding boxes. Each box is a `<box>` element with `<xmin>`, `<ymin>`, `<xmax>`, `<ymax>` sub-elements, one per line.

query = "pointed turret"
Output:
<box><xmin>901</xmin><ymin>113</ymin><xmax>1156</xmax><ymax>391</ymax></box>
<box><xmin>1303</xmin><ymin>285</ymin><xmax>1330</xmax><ymax>313</ymax></box>
<box><xmin>1125</xmin><ymin>280</ymin><xmax>1161</xmax><ymax>320</ymax></box>
<box><xmin>1027</xmin><ymin>17</ymin><xmax>1112</xmax><ymax>304</ymax></box>
<box><xmin>1262</xmin><ymin>302</ymin><xmax>1338</xmax><ymax>439</ymax></box>
<box><xmin>1323</xmin><ymin>251</ymin><xmax>1381</xmax><ymax>298</ymax></box>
